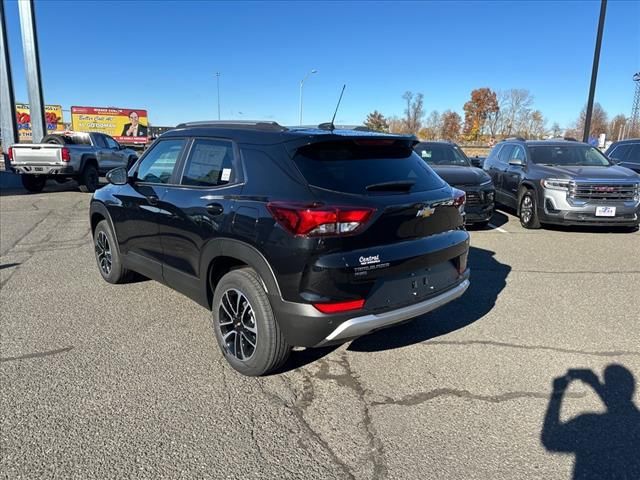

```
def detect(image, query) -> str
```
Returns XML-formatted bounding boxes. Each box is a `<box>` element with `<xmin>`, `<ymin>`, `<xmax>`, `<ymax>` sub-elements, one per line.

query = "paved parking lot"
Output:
<box><xmin>1</xmin><ymin>183</ymin><xmax>639</xmax><ymax>479</ymax></box>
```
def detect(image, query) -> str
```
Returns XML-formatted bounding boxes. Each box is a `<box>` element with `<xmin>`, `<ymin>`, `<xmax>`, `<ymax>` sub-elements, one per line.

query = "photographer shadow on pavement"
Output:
<box><xmin>348</xmin><ymin>245</ymin><xmax>510</xmax><ymax>352</ymax></box>
<box><xmin>541</xmin><ymin>365</ymin><xmax>640</xmax><ymax>479</ymax></box>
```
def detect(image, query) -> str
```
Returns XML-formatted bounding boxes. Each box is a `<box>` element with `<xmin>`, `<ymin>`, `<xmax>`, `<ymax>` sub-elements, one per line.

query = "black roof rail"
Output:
<box><xmin>505</xmin><ymin>136</ymin><xmax>526</xmax><ymax>142</ymax></box>
<box><xmin>175</xmin><ymin>120</ymin><xmax>288</xmax><ymax>132</ymax></box>
<box><xmin>563</xmin><ymin>137</ymin><xmax>578</xmax><ymax>141</ymax></box>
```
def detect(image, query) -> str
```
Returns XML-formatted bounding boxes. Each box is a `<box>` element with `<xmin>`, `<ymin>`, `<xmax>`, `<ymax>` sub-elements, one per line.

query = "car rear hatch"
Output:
<box><xmin>275</xmin><ymin>134</ymin><xmax>470</xmax><ymax>312</ymax></box>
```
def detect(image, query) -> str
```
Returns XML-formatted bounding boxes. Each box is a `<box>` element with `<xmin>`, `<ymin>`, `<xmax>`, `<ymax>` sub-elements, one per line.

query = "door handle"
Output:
<box><xmin>206</xmin><ymin>203</ymin><xmax>224</xmax><ymax>215</ymax></box>
<box><xmin>147</xmin><ymin>195</ymin><xmax>159</xmax><ymax>206</ymax></box>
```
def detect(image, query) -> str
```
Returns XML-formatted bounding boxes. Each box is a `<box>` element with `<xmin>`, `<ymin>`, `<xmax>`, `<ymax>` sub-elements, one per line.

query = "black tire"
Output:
<box><xmin>93</xmin><ymin>220</ymin><xmax>132</xmax><ymax>284</ymax></box>
<box><xmin>79</xmin><ymin>163</ymin><xmax>99</xmax><ymax>193</ymax></box>
<box><xmin>21</xmin><ymin>175</ymin><xmax>46</xmax><ymax>193</ymax></box>
<box><xmin>212</xmin><ymin>267</ymin><xmax>290</xmax><ymax>376</ymax></box>
<box><xmin>519</xmin><ymin>189</ymin><xmax>541</xmax><ymax>229</ymax></box>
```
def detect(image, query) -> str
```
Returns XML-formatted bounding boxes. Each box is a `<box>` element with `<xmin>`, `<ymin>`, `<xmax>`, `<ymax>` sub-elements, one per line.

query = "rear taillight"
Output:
<box><xmin>313</xmin><ymin>299</ymin><xmax>365</xmax><ymax>314</ymax></box>
<box><xmin>452</xmin><ymin>188</ymin><xmax>466</xmax><ymax>208</ymax></box>
<box><xmin>7</xmin><ymin>147</ymin><xmax>14</xmax><ymax>162</ymax></box>
<box><xmin>61</xmin><ymin>148</ymin><xmax>71</xmax><ymax>162</ymax></box>
<box><xmin>267</xmin><ymin>202</ymin><xmax>374</xmax><ymax>237</ymax></box>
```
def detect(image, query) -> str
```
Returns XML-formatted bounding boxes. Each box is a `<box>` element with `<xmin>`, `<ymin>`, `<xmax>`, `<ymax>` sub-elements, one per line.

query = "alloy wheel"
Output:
<box><xmin>218</xmin><ymin>288</ymin><xmax>258</xmax><ymax>361</ymax></box>
<box><xmin>521</xmin><ymin>195</ymin><xmax>533</xmax><ymax>225</ymax></box>
<box><xmin>95</xmin><ymin>231</ymin><xmax>112</xmax><ymax>275</ymax></box>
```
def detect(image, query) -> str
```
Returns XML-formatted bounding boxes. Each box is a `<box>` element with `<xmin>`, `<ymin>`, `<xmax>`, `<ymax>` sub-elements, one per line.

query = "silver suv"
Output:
<box><xmin>483</xmin><ymin>138</ymin><xmax>640</xmax><ymax>230</ymax></box>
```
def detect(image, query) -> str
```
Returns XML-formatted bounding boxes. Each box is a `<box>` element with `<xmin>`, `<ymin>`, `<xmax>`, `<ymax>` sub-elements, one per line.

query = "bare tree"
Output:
<box><xmin>575</xmin><ymin>103</ymin><xmax>609</xmax><ymax>139</ymax></box>
<box><xmin>402</xmin><ymin>91</ymin><xmax>424</xmax><ymax>134</ymax></box>
<box><xmin>419</xmin><ymin>110</ymin><xmax>442</xmax><ymax>140</ymax></box>
<box><xmin>387</xmin><ymin>115</ymin><xmax>408</xmax><ymax>134</ymax></box>
<box><xmin>550</xmin><ymin>122</ymin><xmax>563</xmax><ymax>138</ymax></box>
<box><xmin>609</xmin><ymin>114</ymin><xmax>627</xmax><ymax>141</ymax></box>
<box><xmin>527</xmin><ymin>110</ymin><xmax>546</xmax><ymax>139</ymax></box>
<box><xmin>502</xmin><ymin>89</ymin><xmax>534</xmax><ymax>137</ymax></box>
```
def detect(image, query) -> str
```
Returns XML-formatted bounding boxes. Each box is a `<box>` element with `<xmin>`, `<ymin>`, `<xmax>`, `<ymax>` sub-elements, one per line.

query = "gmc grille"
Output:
<box><xmin>570</xmin><ymin>182</ymin><xmax>637</xmax><ymax>201</ymax></box>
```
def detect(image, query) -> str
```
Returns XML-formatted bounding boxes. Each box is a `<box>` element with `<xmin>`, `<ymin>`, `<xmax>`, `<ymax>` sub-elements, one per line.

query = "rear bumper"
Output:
<box><xmin>270</xmin><ymin>269</ymin><xmax>470</xmax><ymax>347</ymax></box>
<box><xmin>318</xmin><ymin>278</ymin><xmax>470</xmax><ymax>345</ymax></box>
<box><xmin>12</xmin><ymin>165</ymin><xmax>74</xmax><ymax>175</ymax></box>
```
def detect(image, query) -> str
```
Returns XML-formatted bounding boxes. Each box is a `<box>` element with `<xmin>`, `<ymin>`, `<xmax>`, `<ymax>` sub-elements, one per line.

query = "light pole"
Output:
<box><xmin>215</xmin><ymin>72</ymin><xmax>221</xmax><ymax>120</ymax></box>
<box><xmin>299</xmin><ymin>69</ymin><xmax>317</xmax><ymax>125</ymax></box>
<box><xmin>582</xmin><ymin>0</ymin><xmax>607</xmax><ymax>143</ymax></box>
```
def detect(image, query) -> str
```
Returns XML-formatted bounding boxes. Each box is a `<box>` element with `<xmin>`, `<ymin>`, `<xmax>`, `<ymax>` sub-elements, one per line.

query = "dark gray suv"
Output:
<box><xmin>483</xmin><ymin>138</ymin><xmax>640</xmax><ymax>229</ymax></box>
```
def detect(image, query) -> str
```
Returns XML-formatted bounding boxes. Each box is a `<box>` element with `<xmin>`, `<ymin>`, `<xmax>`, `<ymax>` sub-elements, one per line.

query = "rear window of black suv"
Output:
<box><xmin>293</xmin><ymin>140</ymin><xmax>445</xmax><ymax>194</ymax></box>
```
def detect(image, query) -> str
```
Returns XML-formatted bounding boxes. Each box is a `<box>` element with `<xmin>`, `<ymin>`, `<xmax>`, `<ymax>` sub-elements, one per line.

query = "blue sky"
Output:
<box><xmin>4</xmin><ymin>0</ymin><xmax>639</xmax><ymax>128</ymax></box>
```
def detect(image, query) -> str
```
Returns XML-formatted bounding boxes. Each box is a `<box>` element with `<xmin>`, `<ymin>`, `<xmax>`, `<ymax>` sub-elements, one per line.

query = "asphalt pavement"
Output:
<box><xmin>1</xmin><ymin>182</ymin><xmax>639</xmax><ymax>479</ymax></box>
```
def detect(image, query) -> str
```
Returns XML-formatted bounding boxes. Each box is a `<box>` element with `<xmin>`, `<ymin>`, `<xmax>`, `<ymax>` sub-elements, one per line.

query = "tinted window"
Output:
<box><xmin>511</xmin><ymin>145</ymin><xmax>526</xmax><ymax>163</ymax></box>
<box><xmin>293</xmin><ymin>141</ymin><xmax>445</xmax><ymax>194</ymax></box>
<box><xmin>608</xmin><ymin>144</ymin><xmax>631</xmax><ymax>162</ymax></box>
<box><xmin>530</xmin><ymin>145</ymin><xmax>611</xmax><ymax>166</ymax></box>
<box><xmin>137</xmin><ymin>139</ymin><xmax>185</xmax><ymax>183</ymax></box>
<box><xmin>628</xmin><ymin>144</ymin><xmax>640</xmax><ymax>163</ymax></box>
<box><xmin>497</xmin><ymin>145</ymin><xmax>514</xmax><ymax>164</ymax></box>
<box><xmin>104</xmin><ymin>135</ymin><xmax>119</xmax><ymax>149</ymax></box>
<box><xmin>182</xmin><ymin>139</ymin><xmax>235</xmax><ymax>187</ymax></box>
<box><xmin>93</xmin><ymin>134</ymin><xmax>107</xmax><ymax>148</ymax></box>
<box><xmin>415</xmin><ymin>143</ymin><xmax>470</xmax><ymax>166</ymax></box>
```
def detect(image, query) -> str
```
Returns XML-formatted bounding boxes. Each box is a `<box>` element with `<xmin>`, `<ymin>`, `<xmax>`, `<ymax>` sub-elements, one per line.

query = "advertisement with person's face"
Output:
<box><xmin>71</xmin><ymin>106</ymin><xmax>149</xmax><ymax>143</ymax></box>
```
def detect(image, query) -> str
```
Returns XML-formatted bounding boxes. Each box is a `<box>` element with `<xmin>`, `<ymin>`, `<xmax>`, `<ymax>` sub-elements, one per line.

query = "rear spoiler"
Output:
<box><xmin>283</xmin><ymin>132</ymin><xmax>418</xmax><ymax>157</ymax></box>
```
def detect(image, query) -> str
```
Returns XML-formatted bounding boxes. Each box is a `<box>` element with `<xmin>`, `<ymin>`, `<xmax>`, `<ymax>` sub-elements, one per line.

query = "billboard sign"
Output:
<box><xmin>71</xmin><ymin>106</ymin><xmax>149</xmax><ymax>143</ymax></box>
<box><xmin>16</xmin><ymin>103</ymin><xmax>64</xmax><ymax>142</ymax></box>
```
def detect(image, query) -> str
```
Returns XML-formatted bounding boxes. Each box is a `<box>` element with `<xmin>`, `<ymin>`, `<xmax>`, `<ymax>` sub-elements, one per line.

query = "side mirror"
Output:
<box><xmin>106</xmin><ymin>167</ymin><xmax>128</xmax><ymax>185</ymax></box>
<box><xmin>508</xmin><ymin>158</ymin><xmax>524</xmax><ymax>166</ymax></box>
<box><xmin>471</xmin><ymin>157</ymin><xmax>484</xmax><ymax>168</ymax></box>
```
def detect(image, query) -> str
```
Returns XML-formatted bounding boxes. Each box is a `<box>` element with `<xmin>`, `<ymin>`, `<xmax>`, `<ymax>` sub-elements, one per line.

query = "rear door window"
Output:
<box><xmin>497</xmin><ymin>145</ymin><xmax>514</xmax><ymax>165</ymax></box>
<box><xmin>181</xmin><ymin>139</ymin><xmax>236</xmax><ymax>187</ymax></box>
<box><xmin>293</xmin><ymin>140</ymin><xmax>445</xmax><ymax>194</ymax></box>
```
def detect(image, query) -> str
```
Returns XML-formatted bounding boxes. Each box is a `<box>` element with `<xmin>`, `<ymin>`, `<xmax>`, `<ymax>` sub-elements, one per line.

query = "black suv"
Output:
<box><xmin>605</xmin><ymin>138</ymin><xmax>640</xmax><ymax>174</ymax></box>
<box><xmin>414</xmin><ymin>141</ymin><xmax>495</xmax><ymax>227</ymax></box>
<box><xmin>90</xmin><ymin>121</ymin><xmax>470</xmax><ymax>375</ymax></box>
<box><xmin>483</xmin><ymin>138</ymin><xmax>640</xmax><ymax>229</ymax></box>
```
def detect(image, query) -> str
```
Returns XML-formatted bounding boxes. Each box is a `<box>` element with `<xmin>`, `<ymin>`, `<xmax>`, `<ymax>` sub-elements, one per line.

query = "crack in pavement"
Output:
<box><xmin>0</xmin><ymin>346</ymin><xmax>74</xmax><ymax>363</ymax></box>
<box><xmin>257</xmin><ymin>378</ymin><xmax>356</xmax><ymax>480</ymax></box>
<box><xmin>425</xmin><ymin>339</ymin><xmax>640</xmax><ymax>357</ymax></box>
<box><xmin>314</xmin><ymin>353</ymin><xmax>388</xmax><ymax>479</ymax></box>
<box><xmin>371</xmin><ymin>388</ymin><xmax>586</xmax><ymax>408</ymax></box>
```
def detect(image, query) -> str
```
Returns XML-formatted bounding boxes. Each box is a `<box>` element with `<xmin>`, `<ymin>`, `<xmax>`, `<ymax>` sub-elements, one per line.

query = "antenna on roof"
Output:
<box><xmin>319</xmin><ymin>84</ymin><xmax>346</xmax><ymax>131</ymax></box>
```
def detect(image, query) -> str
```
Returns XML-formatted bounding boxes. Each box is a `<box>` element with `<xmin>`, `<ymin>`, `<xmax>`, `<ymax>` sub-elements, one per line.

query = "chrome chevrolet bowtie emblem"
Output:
<box><xmin>416</xmin><ymin>205</ymin><xmax>436</xmax><ymax>218</ymax></box>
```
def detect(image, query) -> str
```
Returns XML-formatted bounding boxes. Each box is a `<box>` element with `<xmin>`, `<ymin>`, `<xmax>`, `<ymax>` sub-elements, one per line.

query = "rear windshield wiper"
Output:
<box><xmin>365</xmin><ymin>180</ymin><xmax>415</xmax><ymax>192</ymax></box>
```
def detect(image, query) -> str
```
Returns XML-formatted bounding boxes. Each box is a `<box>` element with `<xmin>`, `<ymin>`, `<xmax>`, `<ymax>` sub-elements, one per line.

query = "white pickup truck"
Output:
<box><xmin>8</xmin><ymin>131</ymin><xmax>139</xmax><ymax>193</ymax></box>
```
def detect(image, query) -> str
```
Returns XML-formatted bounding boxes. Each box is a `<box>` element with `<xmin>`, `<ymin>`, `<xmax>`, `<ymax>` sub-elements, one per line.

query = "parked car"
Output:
<box><xmin>605</xmin><ymin>138</ymin><xmax>640</xmax><ymax>174</ymax></box>
<box><xmin>8</xmin><ymin>131</ymin><xmax>138</xmax><ymax>193</ymax></box>
<box><xmin>415</xmin><ymin>141</ymin><xmax>495</xmax><ymax>227</ymax></box>
<box><xmin>90</xmin><ymin>121</ymin><xmax>471</xmax><ymax>375</ymax></box>
<box><xmin>483</xmin><ymin>138</ymin><xmax>640</xmax><ymax>229</ymax></box>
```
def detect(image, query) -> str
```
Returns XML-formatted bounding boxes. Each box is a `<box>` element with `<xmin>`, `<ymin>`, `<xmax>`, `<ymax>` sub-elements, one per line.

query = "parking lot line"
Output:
<box><xmin>488</xmin><ymin>223</ymin><xmax>508</xmax><ymax>233</ymax></box>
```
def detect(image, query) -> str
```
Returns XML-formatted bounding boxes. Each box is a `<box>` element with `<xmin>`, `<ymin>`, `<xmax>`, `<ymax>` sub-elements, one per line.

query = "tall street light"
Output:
<box><xmin>582</xmin><ymin>0</ymin><xmax>607</xmax><ymax>143</ymax></box>
<box><xmin>299</xmin><ymin>69</ymin><xmax>317</xmax><ymax>125</ymax></box>
<box><xmin>215</xmin><ymin>72</ymin><xmax>221</xmax><ymax>120</ymax></box>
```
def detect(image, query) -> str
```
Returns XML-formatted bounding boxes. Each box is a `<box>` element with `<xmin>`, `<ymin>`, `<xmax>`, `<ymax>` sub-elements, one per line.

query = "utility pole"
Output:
<box><xmin>582</xmin><ymin>0</ymin><xmax>607</xmax><ymax>143</ymax></box>
<box><xmin>18</xmin><ymin>0</ymin><xmax>46</xmax><ymax>143</ymax></box>
<box><xmin>215</xmin><ymin>72</ymin><xmax>221</xmax><ymax>120</ymax></box>
<box><xmin>1</xmin><ymin>1</ymin><xmax>18</xmax><ymax>168</ymax></box>
<box><xmin>629</xmin><ymin>72</ymin><xmax>640</xmax><ymax>138</ymax></box>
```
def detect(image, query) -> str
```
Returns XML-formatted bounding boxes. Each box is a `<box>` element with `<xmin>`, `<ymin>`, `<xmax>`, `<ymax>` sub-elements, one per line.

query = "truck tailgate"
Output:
<box><xmin>12</xmin><ymin>144</ymin><xmax>63</xmax><ymax>164</ymax></box>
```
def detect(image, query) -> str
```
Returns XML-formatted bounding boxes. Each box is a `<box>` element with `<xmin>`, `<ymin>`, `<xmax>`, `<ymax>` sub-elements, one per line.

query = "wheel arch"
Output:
<box><xmin>200</xmin><ymin>239</ymin><xmax>281</xmax><ymax>309</ymax></box>
<box><xmin>80</xmin><ymin>155</ymin><xmax>98</xmax><ymax>173</ymax></box>
<box><xmin>89</xmin><ymin>202</ymin><xmax>122</xmax><ymax>255</ymax></box>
